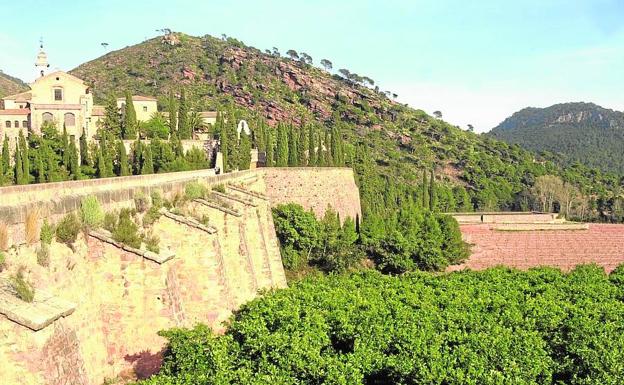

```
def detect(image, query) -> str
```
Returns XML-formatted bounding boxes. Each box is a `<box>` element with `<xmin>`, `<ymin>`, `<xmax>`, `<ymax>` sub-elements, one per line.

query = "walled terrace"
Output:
<box><xmin>0</xmin><ymin>167</ymin><xmax>361</xmax><ymax>385</ymax></box>
<box><xmin>449</xmin><ymin>212</ymin><xmax>624</xmax><ymax>273</ymax></box>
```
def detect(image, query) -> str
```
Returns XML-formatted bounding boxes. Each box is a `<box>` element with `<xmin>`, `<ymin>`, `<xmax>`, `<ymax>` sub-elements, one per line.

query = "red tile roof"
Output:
<box><xmin>449</xmin><ymin>224</ymin><xmax>624</xmax><ymax>273</ymax></box>
<box><xmin>0</xmin><ymin>109</ymin><xmax>30</xmax><ymax>116</ymax></box>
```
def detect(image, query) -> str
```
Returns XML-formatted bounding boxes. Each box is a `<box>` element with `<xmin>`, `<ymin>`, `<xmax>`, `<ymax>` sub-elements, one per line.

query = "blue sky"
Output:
<box><xmin>1</xmin><ymin>0</ymin><xmax>622</xmax><ymax>131</ymax></box>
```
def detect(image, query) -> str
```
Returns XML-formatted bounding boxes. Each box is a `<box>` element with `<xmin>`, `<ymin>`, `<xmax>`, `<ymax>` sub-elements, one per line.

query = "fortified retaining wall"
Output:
<box><xmin>0</xmin><ymin>167</ymin><xmax>361</xmax><ymax>385</ymax></box>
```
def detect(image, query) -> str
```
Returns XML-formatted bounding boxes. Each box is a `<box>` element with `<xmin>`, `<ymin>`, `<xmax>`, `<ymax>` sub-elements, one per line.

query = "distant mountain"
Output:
<box><xmin>489</xmin><ymin>102</ymin><xmax>624</xmax><ymax>174</ymax></box>
<box><xmin>0</xmin><ymin>71</ymin><xmax>28</xmax><ymax>98</ymax></box>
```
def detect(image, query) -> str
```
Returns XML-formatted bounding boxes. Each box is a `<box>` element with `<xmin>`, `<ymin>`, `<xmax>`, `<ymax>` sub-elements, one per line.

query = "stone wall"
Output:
<box><xmin>0</xmin><ymin>166</ymin><xmax>361</xmax><ymax>385</ymax></box>
<box><xmin>258</xmin><ymin>167</ymin><xmax>362</xmax><ymax>221</ymax></box>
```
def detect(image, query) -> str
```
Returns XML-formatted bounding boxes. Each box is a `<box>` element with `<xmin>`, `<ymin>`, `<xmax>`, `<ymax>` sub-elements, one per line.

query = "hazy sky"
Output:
<box><xmin>1</xmin><ymin>0</ymin><xmax>622</xmax><ymax>131</ymax></box>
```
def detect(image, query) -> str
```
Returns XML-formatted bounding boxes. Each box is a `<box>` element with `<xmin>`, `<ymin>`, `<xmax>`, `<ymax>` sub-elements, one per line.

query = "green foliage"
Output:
<box><xmin>0</xmin><ymin>251</ymin><xmax>5</xmax><ymax>271</ymax></box>
<box><xmin>103</xmin><ymin>212</ymin><xmax>118</xmax><ymax>233</ymax></box>
<box><xmin>40</xmin><ymin>220</ymin><xmax>55</xmax><ymax>245</ymax></box>
<box><xmin>177</xmin><ymin>89</ymin><xmax>191</xmax><ymax>139</ymax></box>
<box><xmin>56</xmin><ymin>213</ymin><xmax>81</xmax><ymax>245</ymax></box>
<box><xmin>111</xmin><ymin>209</ymin><xmax>141</xmax><ymax>249</ymax></box>
<box><xmin>144</xmin><ymin>232</ymin><xmax>160</xmax><ymax>253</ymax></box>
<box><xmin>11</xmin><ymin>268</ymin><xmax>34</xmax><ymax>303</ymax></box>
<box><xmin>212</xmin><ymin>184</ymin><xmax>226</xmax><ymax>194</ymax></box>
<box><xmin>237</xmin><ymin>131</ymin><xmax>252</xmax><ymax>170</ymax></box>
<box><xmin>140</xmin><ymin>266</ymin><xmax>624</xmax><ymax>385</ymax></box>
<box><xmin>143</xmin><ymin>205</ymin><xmax>162</xmax><ymax>227</ymax></box>
<box><xmin>80</xmin><ymin>195</ymin><xmax>104</xmax><ymax>229</ymax></box>
<box><xmin>185</xmin><ymin>181</ymin><xmax>208</xmax><ymax>200</ymax></box>
<box><xmin>36</xmin><ymin>244</ymin><xmax>50</xmax><ymax>267</ymax></box>
<box><xmin>151</xmin><ymin>189</ymin><xmax>164</xmax><ymax>209</ymax></box>
<box><xmin>134</xmin><ymin>191</ymin><xmax>150</xmax><ymax>213</ymax></box>
<box><xmin>123</xmin><ymin>91</ymin><xmax>138</xmax><ymax>139</ymax></box>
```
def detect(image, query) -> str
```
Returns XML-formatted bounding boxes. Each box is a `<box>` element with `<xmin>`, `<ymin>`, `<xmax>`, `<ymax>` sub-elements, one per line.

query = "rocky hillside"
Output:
<box><xmin>0</xmin><ymin>71</ymin><xmax>28</xmax><ymax>98</ymax></box>
<box><xmin>70</xmin><ymin>33</ymin><xmax>621</xmax><ymax>213</ymax></box>
<box><xmin>489</xmin><ymin>103</ymin><xmax>624</xmax><ymax>174</ymax></box>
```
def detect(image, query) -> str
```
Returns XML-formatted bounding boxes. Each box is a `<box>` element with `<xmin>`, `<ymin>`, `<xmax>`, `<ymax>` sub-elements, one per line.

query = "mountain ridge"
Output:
<box><xmin>0</xmin><ymin>71</ymin><xmax>28</xmax><ymax>98</ymax></box>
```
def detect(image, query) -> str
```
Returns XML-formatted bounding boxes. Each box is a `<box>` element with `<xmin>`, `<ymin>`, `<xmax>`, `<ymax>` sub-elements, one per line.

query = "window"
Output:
<box><xmin>42</xmin><ymin>112</ymin><xmax>53</xmax><ymax>123</ymax></box>
<box><xmin>64</xmin><ymin>112</ymin><xmax>76</xmax><ymax>127</ymax></box>
<box><xmin>14</xmin><ymin>121</ymin><xmax>19</xmax><ymax>128</ymax></box>
<box><xmin>143</xmin><ymin>106</ymin><xmax>148</xmax><ymax>112</ymax></box>
<box><xmin>54</xmin><ymin>88</ymin><xmax>63</xmax><ymax>101</ymax></box>
<box><xmin>4</xmin><ymin>121</ymin><xmax>10</xmax><ymax>128</ymax></box>
<box><xmin>22</xmin><ymin>120</ymin><xmax>29</xmax><ymax>129</ymax></box>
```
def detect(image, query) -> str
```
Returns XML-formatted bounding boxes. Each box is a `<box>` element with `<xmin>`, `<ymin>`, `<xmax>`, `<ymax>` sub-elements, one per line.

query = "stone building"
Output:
<box><xmin>117</xmin><ymin>95</ymin><xmax>158</xmax><ymax>122</ymax></box>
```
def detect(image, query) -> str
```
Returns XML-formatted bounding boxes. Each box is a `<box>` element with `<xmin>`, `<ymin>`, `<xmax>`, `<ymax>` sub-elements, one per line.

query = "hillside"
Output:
<box><xmin>0</xmin><ymin>71</ymin><xmax>28</xmax><ymax>98</ymax></box>
<box><xmin>489</xmin><ymin>102</ymin><xmax>624</xmax><ymax>174</ymax></box>
<box><xmin>70</xmin><ymin>33</ymin><xmax>622</xmax><ymax>218</ymax></box>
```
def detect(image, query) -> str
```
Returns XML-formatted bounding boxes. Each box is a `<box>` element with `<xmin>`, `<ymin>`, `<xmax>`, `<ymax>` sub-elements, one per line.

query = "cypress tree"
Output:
<box><xmin>141</xmin><ymin>146</ymin><xmax>154</xmax><ymax>174</ymax></box>
<box><xmin>276</xmin><ymin>123</ymin><xmax>289</xmax><ymax>167</ymax></box>
<box><xmin>79</xmin><ymin>132</ymin><xmax>90</xmax><ymax>166</ymax></box>
<box><xmin>99</xmin><ymin>134</ymin><xmax>114</xmax><ymax>177</ymax></box>
<box><xmin>14</xmin><ymin>143</ymin><xmax>23</xmax><ymax>184</ymax></box>
<box><xmin>123</xmin><ymin>91</ymin><xmax>137</xmax><ymax>139</ymax></box>
<box><xmin>177</xmin><ymin>89</ymin><xmax>190</xmax><ymax>139</ymax></box>
<box><xmin>219</xmin><ymin>124</ymin><xmax>228</xmax><ymax>172</ymax></box>
<box><xmin>95</xmin><ymin>148</ymin><xmax>106</xmax><ymax>178</ymax></box>
<box><xmin>288</xmin><ymin>124</ymin><xmax>299</xmax><ymax>166</ymax></box>
<box><xmin>35</xmin><ymin>151</ymin><xmax>45</xmax><ymax>183</ymax></box>
<box><xmin>1</xmin><ymin>136</ymin><xmax>9</xmax><ymax>177</ymax></box>
<box><xmin>117</xmin><ymin>141</ymin><xmax>130</xmax><ymax>176</ymax></box>
<box><xmin>69</xmin><ymin>137</ymin><xmax>81</xmax><ymax>180</ymax></box>
<box><xmin>331</xmin><ymin>125</ymin><xmax>344</xmax><ymax>166</ymax></box>
<box><xmin>429</xmin><ymin>170</ymin><xmax>436</xmax><ymax>211</ymax></box>
<box><xmin>323</xmin><ymin>131</ymin><xmax>332</xmax><ymax>166</ymax></box>
<box><xmin>308</xmin><ymin>125</ymin><xmax>316</xmax><ymax>166</ymax></box>
<box><xmin>132</xmin><ymin>138</ymin><xmax>144</xmax><ymax>175</ymax></box>
<box><xmin>265</xmin><ymin>129</ymin><xmax>274</xmax><ymax>167</ymax></box>
<box><xmin>299</xmin><ymin>125</ymin><xmax>309</xmax><ymax>166</ymax></box>
<box><xmin>238</xmin><ymin>131</ymin><xmax>252</xmax><ymax>170</ymax></box>
<box><xmin>422</xmin><ymin>169</ymin><xmax>430</xmax><ymax>210</ymax></box>
<box><xmin>167</xmin><ymin>91</ymin><xmax>178</xmax><ymax>136</ymax></box>
<box><xmin>61</xmin><ymin>125</ymin><xmax>70</xmax><ymax>167</ymax></box>
<box><xmin>18</xmin><ymin>131</ymin><xmax>29</xmax><ymax>184</ymax></box>
<box><xmin>103</xmin><ymin>95</ymin><xmax>121</xmax><ymax>138</ymax></box>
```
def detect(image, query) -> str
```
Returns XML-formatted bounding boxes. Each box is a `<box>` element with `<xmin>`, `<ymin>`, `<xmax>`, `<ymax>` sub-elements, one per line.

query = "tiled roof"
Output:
<box><xmin>91</xmin><ymin>105</ymin><xmax>105</xmax><ymax>116</ymax></box>
<box><xmin>2</xmin><ymin>91</ymin><xmax>32</xmax><ymax>101</ymax></box>
<box><xmin>0</xmin><ymin>109</ymin><xmax>30</xmax><ymax>116</ymax></box>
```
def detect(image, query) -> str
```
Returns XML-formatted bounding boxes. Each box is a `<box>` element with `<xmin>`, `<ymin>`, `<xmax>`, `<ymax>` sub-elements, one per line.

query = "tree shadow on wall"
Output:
<box><xmin>124</xmin><ymin>349</ymin><xmax>165</xmax><ymax>380</ymax></box>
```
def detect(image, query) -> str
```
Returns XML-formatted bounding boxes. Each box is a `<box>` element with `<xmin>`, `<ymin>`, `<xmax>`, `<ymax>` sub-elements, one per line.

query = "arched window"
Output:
<box><xmin>42</xmin><ymin>112</ymin><xmax>54</xmax><ymax>123</ymax></box>
<box><xmin>14</xmin><ymin>121</ymin><xmax>19</xmax><ymax>128</ymax></box>
<box><xmin>22</xmin><ymin>120</ymin><xmax>28</xmax><ymax>129</ymax></box>
<box><xmin>64</xmin><ymin>112</ymin><xmax>76</xmax><ymax>127</ymax></box>
<box><xmin>53</xmin><ymin>87</ymin><xmax>63</xmax><ymax>101</ymax></box>
<box><xmin>4</xmin><ymin>121</ymin><xmax>10</xmax><ymax>128</ymax></box>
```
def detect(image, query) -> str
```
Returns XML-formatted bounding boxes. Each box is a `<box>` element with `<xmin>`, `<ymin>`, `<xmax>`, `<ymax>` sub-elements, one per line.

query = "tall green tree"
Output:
<box><xmin>61</xmin><ymin>125</ymin><xmax>70</xmax><ymax>167</ymax></box>
<box><xmin>167</xmin><ymin>91</ymin><xmax>178</xmax><ymax>136</ymax></box>
<box><xmin>123</xmin><ymin>91</ymin><xmax>137</xmax><ymax>139</ymax></box>
<box><xmin>141</xmin><ymin>146</ymin><xmax>154</xmax><ymax>174</ymax></box>
<box><xmin>18</xmin><ymin>131</ymin><xmax>29</xmax><ymax>184</ymax></box>
<box><xmin>323</xmin><ymin>131</ymin><xmax>332</xmax><ymax>166</ymax></box>
<box><xmin>330</xmin><ymin>125</ymin><xmax>344</xmax><ymax>166</ymax></box>
<box><xmin>288</xmin><ymin>125</ymin><xmax>299</xmax><ymax>166</ymax></box>
<box><xmin>422</xmin><ymin>169</ymin><xmax>429</xmax><ymax>209</ymax></box>
<box><xmin>131</xmin><ymin>138</ymin><xmax>144</xmax><ymax>175</ymax></box>
<box><xmin>116</xmin><ymin>141</ymin><xmax>130</xmax><ymax>176</ymax></box>
<box><xmin>276</xmin><ymin>123</ymin><xmax>289</xmax><ymax>167</ymax></box>
<box><xmin>68</xmin><ymin>137</ymin><xmax>81</xmax><ymax>180</ymax></box>
<box><xmin>265</xmin><ymin>130</ymin><xmax>274</xmax><ymax>167</ymax></box>
<box><xmin>308</xmin><ymin>125</ymin><xmax>316</xmax><ymax>166</ymax></box>
<box><xmin>102</xmin><ymin>95</ymin><xmax>121</xmax><ymax>138</ymax></box>
<box><xmin>14</xmin><ymin>140</ymin><xmax>23</xmax><ymax>184</ymax></box>
<box><xmin>177</xmin><ymin>89</ymin><xmax>190</xmax><ymax>139</ymax></box>
<box><xmin>218</xmin><ymin>123</ymin><xmax>228</xmax><ymax>172</ymax></box>
<box><xmin>299</xmin><ymin>125</ymin><xmax>309</xmax><ymax>166</ymax></box>
<box><xmin>429</xmin><ymin>170</ymin><xmax>437</xmax><ymax>211</ymax></box>
<box><xmin>1</xmin><ymin>136</ymin><xmax>9</xmax><ymax>178</ymax></box>
<box><xmin>79</xmin><ymin>132</ymin><xmax>90</xmax><ymax>166</ymax></box>
<box><xmin>238</xmin><ymin>131</ymin><xmax>252</xmax><ymax>170</ymax></box>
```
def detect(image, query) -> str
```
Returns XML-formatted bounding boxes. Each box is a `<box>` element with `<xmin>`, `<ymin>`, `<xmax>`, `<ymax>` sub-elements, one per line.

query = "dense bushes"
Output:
<box><xmin>55</xmin><ymin>213</ymin><xmax>81</xmax><ymax>245</ymax></box>
<box><xmin>140</xmin><ymin>266</ymin><xmax>624</xmax><ymax>385</ymax></box>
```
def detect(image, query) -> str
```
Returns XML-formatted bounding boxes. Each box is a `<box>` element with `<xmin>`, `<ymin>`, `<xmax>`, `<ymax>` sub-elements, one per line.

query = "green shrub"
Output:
<box><xmin>40</xmin><ymin>220</ymin><xmax>55</xmax><ymax>245</ymax></box>
<box><xmin>185</xmin><ymin>182</ymin><xmax>208</xmax><ymax>200</ymax></box>
<box><xmin>143</xmin><ymin>206</ymin><xmax>162</xmax><ymax>227</ymax></box>
<box><xmin>80</xmin><ymin>196</ymin><xmax>104</xmax><ymax>229</ymax></box>
<box><xmin>36</xmin><ymin>245</ymin><xmax>50</xmax><ymax>267</ymax></box>
<box><xmin>212</xmin><ymin>184</ymin><xmax>226</xmax><ymax>194</ymax></box>
<box><xmin>150</xmin><ymin>189</ymin><xmax>164</xmax><ymax>209</ymax></box>
<box><xmin>112</xmin><ymin>210</ymin><xmax>141</xmax><ymax>249</ymax></box>
<box><xmin>11</xmin><ymin>268</ymin><xmax>34</xmax><ymax>303</ymax></box>
<box><xmin>144</xmin><ymin>232</ymin><xmax>160</xmax><ymax>254</ymax></box>
<box><xmin>103</xmin><ymin>212</ymin><xmax>118</xmax><ymax>233</ymax></box>
<box><xmin>56</xmin><ymin>213</ymin><xmax>81</xmax><ymax>245</ymax></box>
<box><xmin>134</xmin><ymin>191</ymin><xmax>150</xmax><ymax>213</ymax></box>
<box><xmin>0</xmin><ymin>251</ymin><xmax>5</xmax><ymax>271</ymax></box>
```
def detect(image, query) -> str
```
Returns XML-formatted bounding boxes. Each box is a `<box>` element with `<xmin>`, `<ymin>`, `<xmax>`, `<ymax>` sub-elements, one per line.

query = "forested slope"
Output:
<box><xmin>0</xmin><ymin>71</ymin><xmax>28</xmax><ymax>98</ymax></box>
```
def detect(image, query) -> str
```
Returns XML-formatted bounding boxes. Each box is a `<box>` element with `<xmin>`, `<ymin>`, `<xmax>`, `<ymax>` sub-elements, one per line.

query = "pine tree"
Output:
<box><xmin>308</xmin><ymin>125</ymin><xmax>316</xmax><ymax>166</ymax></box>
<box><xmin>141</xmin><ymin>146</ymin><xmax>154</xmax><ymax>174</ymax></box>
<box><xmin>238</xmin><ymin>131</ymin><xmax>252</xmax><ymax>170</ymax></box>
<box><xmin>177</xmin><ymin>89</ymin><xmax>190</xmax><ymax>139</ymax></box>
<box><xmin>422</xmin><ymin>169</ymin><xmax>430</xmax><ymax>210</ymax></box>
<box><xmin>168</xmin><ymin>91</ymin><xmax>177</xmax><ymax>136</ymax></box>
<box><xmin>79</xmin><ymin>132</ymin><xmax>90</xmax><ymax>166</ymax></box>
<box><xmin>69</xmin><ymin>137</ymin><xmax>81</xmax><ymax>180</ymax></box>
<box><xmin>117</xmin><ymin>141</ymin><xmax>130</xmax><ymax>176</ymax></box>
<box><xmin>429</xmin><ymin>170</ymin><xmax>436</xmax><ymax>211</ymax></box>
<box><xmin>288</xmin><ymin>125</ymin><xmax>299</xmax><ymax>166</ymax></box>
<box><xmin>276</xmin><ymin>123</ymin><xmax>289</xmax><ymax>167</ymax></box>
<box><xmin>103</xmin><ymin>95</ymin><xmax>121</xmax><ymax>138</ymax></box>
<box><xmin>123</xmin><ymin>91</ymin><xmax>137</xmax><ymax>139</ymax></box>
<box><xmin>299</xmin><ymin>125</ymin><xmax>309</xmax><ymax>166</ymax></box>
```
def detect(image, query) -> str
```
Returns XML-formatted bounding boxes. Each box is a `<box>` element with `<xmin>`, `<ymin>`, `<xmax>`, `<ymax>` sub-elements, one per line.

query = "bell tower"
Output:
<box><xmin>34</xmin><ymin>38</ymin><xmax>50</xmax><ymax>79</ymax></box>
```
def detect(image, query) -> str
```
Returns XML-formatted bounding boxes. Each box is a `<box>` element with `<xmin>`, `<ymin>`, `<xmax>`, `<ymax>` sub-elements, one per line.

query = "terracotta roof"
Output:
<box><xmin>116</xmin><ymin>95</ymin><xmax>157</xmax><ymax>102</ymax></box>
<box><xmin>31</xmin><ymin>104</ymin><xmax>82</xmax><ymax>110</ymax></box>
<box><xmin>2</xmin><ymin>91</ymin><xmax>32</xmax><ymax>101</ymax></box>
<box><xmin>91</xmin><ymin>105</ymin><xmax>105</xmax><ymax>116</ymax></box>
<box><xmin>0</xmin><ymin>109</ymin><xmax>30</xmax><ymax>116</ymax></box>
